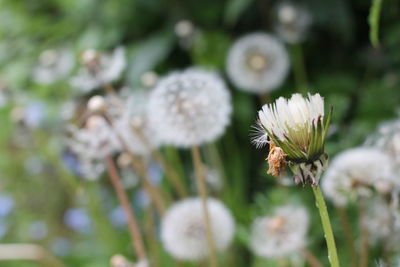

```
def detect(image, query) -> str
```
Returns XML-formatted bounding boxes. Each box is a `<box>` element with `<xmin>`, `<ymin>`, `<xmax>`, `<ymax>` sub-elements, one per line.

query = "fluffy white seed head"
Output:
<box><xmin>226</xmin><ymin>33</ymin><xmax>289</xmax><ymax>93</ymax></box>
<box><xmin>70</xmin><ymin>47</ymin><xmax>126</xmax><ymax>93</ymax></box>
<box><xmin>161</xmin><ymin>197</ymin><xmax>235</xmax><ymax>261</ymax></box>
<box><xmin>147</xmin><ymin>68</ymin><xmax>232</xmax><ymax>147</ymax></box>
<box><xmin>250</xmin><ymin>205</ymin><xmax>309</xmax><ymax>258</ymax></box>
<box><xmin>322</xmin><ymin>147</ymin><xmax>396</xmax><ymax>206</ymax></box>
<box><xmin>275</xmin><ymin>2</ymin><xmax>312</xmax><ymax>44</ymax></box>
<box><xmin>87</xmin><ymin>95</ymin><xmax>107</xmax><ymax>112</ymax></box>
<box><xmin>106</xmin><ymin>90</ymin><xmax>160</xmax><ymax>156</ymax></box>
<box><xmin>33</xmin><ymin>48</ymin><xmax>75</xmax><ymax>85</ymax></box>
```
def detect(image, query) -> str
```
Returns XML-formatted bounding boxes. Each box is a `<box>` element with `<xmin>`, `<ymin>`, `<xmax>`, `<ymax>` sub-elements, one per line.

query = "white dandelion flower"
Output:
<box><xmin>70</xmin><ymin>47</ymin><xmax>126</xmax><ymax>93</ymax></box>
<box><xmin>106</xmin><ymin>90</ymin><xmax>160</xmax><ymax>156</ymax></box>
<box><xmin>274</xmin><ymin>2</ymin><xmax>312</xmax><ymax>44</ymax></box>
<box><xmin>161</xmin><ymin>197</ymin><xmax>235</xmax><ymax>261</ymax></box>
<box><xmin>226</xmin><ymin>33</ymin><xmax>289</xmax><ymax>93</ymax></box>
<box><xmin>321</xmin><ymin>147</ymin><xmax>396</xmax><ymax>206</ymax></box>
<box><xmin>66</xmin><ymin>115</ymin><xmax>121</xmax><ymax>160</ymax></box>
<box><xmin>254</xmin><ymin>93</ymin><xmax>332</xmax><ymax>184</ymax></box>
<box><xmin>147</xmin><ymin>68</ymin><xmax>232</xmax><ymax>147</ymax></box>
<box><xmin>33</xmin><ymin>48</ymin><xmax>75</xmax><ymax>85</ymax></box>
<box><xmin>250</xmin><ymin>205</ymin><xmax>309</xmax><ymax>258</ymax></box>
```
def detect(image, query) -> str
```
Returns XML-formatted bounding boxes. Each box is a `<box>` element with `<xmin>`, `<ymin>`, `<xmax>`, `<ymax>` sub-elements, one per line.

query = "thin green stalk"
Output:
<box><xmin>312</xmin><ymin>186</ymin><xmax>340</xmax><ymax>267</ymax></box>
<box><xmin>191</xmin><ymin>146</ymin><xmax>219</xmax><ymax>267</ymax></box>
<box><xmin>291</xmin><ymin>44</ymin><xmax>309</xmax><ymax>93</ymax></box>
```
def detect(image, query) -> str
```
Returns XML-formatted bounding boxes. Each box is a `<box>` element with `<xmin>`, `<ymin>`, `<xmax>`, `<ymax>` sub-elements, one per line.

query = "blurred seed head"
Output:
<box><xmin>140</xmin><ymin>71</ymin><xmax>158</xmax><ymax>88</ymax></box>
<box><xmin>161</xmin><ymin>197</ymin><xmax>235</xmax><ymax>261</ymax></box>
<box><xmin>322</xmin><ymin>147</ymin><xmax>397</xmax><ymax>206</ymax></box>
<box><xmin>274</xmin><ymin>2</ymin><xmax>312</xmax><ymax>44</ymax></box>
<box><xmin>87</xmin><ymin>95</ymin><xmax>107</xmax><ymax>113</ymax></box>
<box><xmin>226</xmin><ymin>33</ymin><xmax>289</xmax><ymax>93</ymax></box>
<box><xmin>147</xmin><ymin>68</ymin><xmax>232</xmax><ymax>147</ymax></box>
<box><xmin>175</xmin><ymin>20</ymin><xmax>194</xmax><ymax>38</ymax></box>
<box><xmin>250</xmin><ymin>205</ymin><xmax>309</xmax><ymax>258</ymax></box>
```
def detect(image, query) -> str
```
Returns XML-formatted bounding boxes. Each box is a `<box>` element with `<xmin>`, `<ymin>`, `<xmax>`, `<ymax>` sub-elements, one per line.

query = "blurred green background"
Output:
<box><xmin>0</xmin><ymin>0</ymin><xmax>399</xmax><ymax>266</ymax></box>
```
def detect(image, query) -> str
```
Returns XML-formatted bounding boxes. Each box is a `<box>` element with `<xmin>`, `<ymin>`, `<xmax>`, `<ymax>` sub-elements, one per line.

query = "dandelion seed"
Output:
<box><xmin>147</xmin><ymin>68</ymin><xmax>232</xmax><ymax>147</ymax></box>
<box><xmin>226</xmin><ymin>33</ymin><xmax>289</xmax><ymax>93</ymax></box>
<box><xmin>321</xmin><ymin>147</ymin><xmax>396</xmax><ymax>206</ymax></box>
<box><xmin>161</xmin><ymin>198</ymin><xmax>235</xmax><ymax>261</ymax></box>
<box><xmin>250</xmin><ymin>205</ymin><xmax>309</xmax><ymax>258</ymax></box>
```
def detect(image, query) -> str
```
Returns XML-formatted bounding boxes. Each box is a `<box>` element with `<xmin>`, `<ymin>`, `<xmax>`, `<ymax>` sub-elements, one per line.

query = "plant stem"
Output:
<box><xmin>134</xmin><ymin>127</ymin><xmax>188</xmax><ymax>198</ymax></box>
<box><xmin>105</xmin><ymin>156</ymin><xmax>147</xmax><ymax>261</ymax></box>
<box><xmin>301</xmin><ymin>248</ymin><xmax>323</xmax><ymax>267</ymax></box>
<box><xmin>336</xmin><ymin>205</ymin><xmax>357</xmax><ymax>267</ymax></box>
<box><xmin>359</xmin><ymin>198</ymin><xmax>369</xmax><ymax>267</ymax></box>
<box><xmin>312</xmin><ymin>185</ymin><xmax>340</xmax><ymax>267</ymax></box>
<box><xmin>291</xmin><ymin>44</ymin><xmax>308</xmax><ymax>93</ymax></box>
<box><xmin>191</xmin><ymin>146</ymin><xmax>219</xmax><ymax>267</ymax></box>
<box><xmin>0</xmin><ymin>244</ymin><xmax>65</xmax><ymax>267</ymax></box>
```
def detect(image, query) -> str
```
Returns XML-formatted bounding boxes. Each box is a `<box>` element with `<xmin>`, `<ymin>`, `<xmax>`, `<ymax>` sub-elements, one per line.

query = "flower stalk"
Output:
<box><xmin>312</xmin><ymin>185</ymin><xmax>340</xmax><ymax>267</ymax></box>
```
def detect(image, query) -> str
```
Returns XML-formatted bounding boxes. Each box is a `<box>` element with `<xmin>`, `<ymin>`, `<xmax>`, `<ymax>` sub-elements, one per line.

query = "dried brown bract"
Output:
<box><xmin>266</xmin><ymin>143</ymin><xmax>287</xmax><ymax>177</ymax></box>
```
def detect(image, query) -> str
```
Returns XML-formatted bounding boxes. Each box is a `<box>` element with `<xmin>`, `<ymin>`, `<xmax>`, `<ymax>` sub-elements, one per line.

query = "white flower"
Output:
<box><xmin>226</xmin><ymin>33</ymin><xmax>289</xmax><ymax>93</ymax></box>
<box><xmin>274</xmin><ymin>2</ymin><xmax>312</xmax><ymax>44</ymax></box>
<box><xmin>321</xmin><ymin>147</ymin><xmax>396</xmax><ymax>206</ymax></box>
<box><xmin>66</xmin><ymin>115</ymin><xmax>121</xmax><ymax>160</ymax></box>
<box><xmin>33</xmin><ymin>48</ymin><xmax>75</xmax><ymax>85</ymax></box>
<box><xmin>106</xmin><ymin>90</ymin><xmax>160</xmax><ymax>156</ymax></box>
<box><xmin>147</xmin><ymin>68</ymin><xmax>232</xmax><ymax>147</ymax></box>
<box><xmin>250</xmin><ymin>205</ymin><xmax>309</xmax><ymax>258</ymax></box>
<box><xmin>161</xmin><ymin>197</ymin><xmax>235</xmax><ymax>261</ymax></box>
<box><xmin>254</xmin><ymin>93</ymin><xmax>331</xmax><ymax>184</ymax></box>
<box><xmin>70</xmin><ymin>47</ymin><xmax>126</xmax><ymax>93</ymax></box>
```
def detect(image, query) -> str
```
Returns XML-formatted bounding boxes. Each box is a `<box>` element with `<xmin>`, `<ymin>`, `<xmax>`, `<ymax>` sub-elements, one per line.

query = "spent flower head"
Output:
<box><xmin>161</xmin><ymin>197</ymin><xmax>235</xmax><ymax>261</ymax></box>
<box><xmin>253</xmin><ymin>93</ymin><xmax>332</xmax><ymax>185</ymax></box>
<box><xmin>250</xmin><ymin>205</ymin><xmax>309</xmax><ymax>258</ymax></box>
<box><xmin>226</xmin><ymin>32</ymin><xmax>289</xmax><ymax>93</ymax></box>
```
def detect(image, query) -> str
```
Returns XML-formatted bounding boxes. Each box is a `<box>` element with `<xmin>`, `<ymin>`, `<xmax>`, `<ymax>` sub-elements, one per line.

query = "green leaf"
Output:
<box><xmin>368</xmin><ymin>0</ymin><xmax>383</xmax><ymax>48</ymax></box>
<box><xmin>224</xmin><ymin>0</ymin><xmax>253</xmax><ymax>26</ymax></box>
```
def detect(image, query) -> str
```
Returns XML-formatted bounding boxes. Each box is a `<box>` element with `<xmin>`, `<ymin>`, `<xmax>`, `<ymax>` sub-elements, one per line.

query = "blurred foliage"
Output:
<box><xmin>0</xmin><ymin>0</ymin><xmax>400</xmax><ymax>266</ymax></box>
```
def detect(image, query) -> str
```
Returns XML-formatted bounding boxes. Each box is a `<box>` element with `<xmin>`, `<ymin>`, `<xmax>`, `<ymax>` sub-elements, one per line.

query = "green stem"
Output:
<box><xmin>312</xmin><ymin>186</ymin><xmax>340</xmax><ymax>267</ymax></box>
<box><xmin>291</xmin><ymin>44</ymin><xmax>308</xmax><ymax>93</ymax></box>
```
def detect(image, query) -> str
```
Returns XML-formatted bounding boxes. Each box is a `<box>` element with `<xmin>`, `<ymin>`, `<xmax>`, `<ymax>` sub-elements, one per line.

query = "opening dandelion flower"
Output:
<box><xmin>250</xmin><ymin>205</ymin><xmax>309</xmax><ymax>258</ymax></box>
<box><xmin>254</xmin><ymin>93</ymin><xmax>332</xmax><ymax>185</ymax></box>
<box><xmin>226</xmin><ymin>33</ymin><xmax>289</xmax><ymax>93</ymax></box>
<box><xmin>147</xmin><ymin>68</ymin><xmax>232</xmax><ymax>147</ymax></box>
<box><xmin>160</xmin><ymin>198</ymin><xmax>235</xmax><ymax>261</ymax></box>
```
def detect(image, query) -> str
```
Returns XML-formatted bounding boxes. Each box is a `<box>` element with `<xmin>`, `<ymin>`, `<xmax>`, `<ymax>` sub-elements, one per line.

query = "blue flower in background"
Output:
<box><xmin>64</xmin><ymin>208</ymin><xmax>91</xmax><ymax>234</ymax></box>
<box><xmin>51</xmin><ymin>237</ymin><xmax>71</xmax><ymax>257</ymax></box>
<box><xmin>134</xmin><ymin>189</ymin><xmax>150</xmax><ymax>209</ymax></box>
<box><xmin>28</xmin><ymin>221</ymin><xmax>48</xmax><ymax>240</ymax></box>
<box><xmin>109</xmin><ymin>206</ymin><xmax>127</xmax><ymax>228</ymax></box>
<box><xmin>147</xmin><ymin>161</ymin><xmax>163</xmax><ymax>185</ymax></box>
<box><xmin>61</xmin><ymin>150</ymin><xmax>82</xmax><ymax>177</ymax></box>
<box><xmin>0</xmin><ymin>195</ymin><xmax>14</xmax><ymax>217</ymax></box>
<box><xmin>24</xmin><ymin>101</ymin><xmax>47</xmax><ymax>128</ymax></box>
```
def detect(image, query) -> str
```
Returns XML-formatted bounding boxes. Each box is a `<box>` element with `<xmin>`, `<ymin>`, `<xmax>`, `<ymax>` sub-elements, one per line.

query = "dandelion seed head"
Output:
<box><xmin>33</xmin><ymin>48</ymin><xmax>74</xmax><ymax>85</ymax></box>
<box><xmin>87</xmin><ymin>95</ymin><xmax>107</xmax><ymax>113</ymax></box>
<box><xmin>275</xmin><ymin>2</ymin><xmax>312</xmax><ymax>44</ymax></box>
<box><xmin>250</xmin><ymin>205</ymin><xmax>309</xmax><ymax>258</ymax></box>
<box><xmin>161</xmin><ymin>198</ymin><xmax>235</xmax><ymax>261</ymax></box>
<box><xmin>175</xmin><ymin>20</ymin><xmax>194</xmax><ymax>38</ymax></box>
<box><xmin>70</xmin><ymin>47</ymin><xmax>126</xmax><ymax>93</ymax></box>
<box><xmin>322</xmin><ymin>147</ymin><xmax>396</xmax><ymax>206</ymax></box>
<box><xmin>147</xmin><ymin>68</ymin><xmax>232</xmax><ymax>147</ymax></box>
<box><xmin>226</xmin><ymin>33</ymin><xmax>289</xmax><ymax>93</ymax></box>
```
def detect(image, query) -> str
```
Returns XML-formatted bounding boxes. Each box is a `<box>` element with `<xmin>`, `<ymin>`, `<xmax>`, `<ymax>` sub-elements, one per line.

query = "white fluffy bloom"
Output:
<box><xmin>250</xmin><ymin>205</ymin><xmax>309</xmax><ymax>258</ymax></box>
<box><xmin>161</xmin><ymin>197</ymin><xmax>235</xmax><ymax>261</ymax></box>
<box><xmin>33</xmin><ymin>48</ymin><xmax>75</xmax><ymax>85</ymax></box>
<box><xmin>322</xmin><ymin>147</ymin><xmax>396</xmax><ymax>206</ymax></box>
<box><xmin>226</xmin><ymin>33</ymin><xmax>289</xmax><ymax>93</ymax></box>
<box><xmin>366</xmin><ymin>119</ymin><xmax>400</xmax><ymax>169</ymax></box>
<box><xmin>364</xmin><ymin>197</ymin><xmax>395</xmax><ymax>244</ymax></box>
<box><xmin>106</xmin><ymin>90</ymin><xmax>160</xmax><ymax>156</ymax></box>
<box><xmin>70</xmin><ymin>47</ymin><xmax>126</xmax><ymax>93</ymax></box>
<box><xmin>275</xmin><ymin>2</ymin><xmax>312</xmax><ymax>44</ymax></box>
<box><xmin>66</xmin><ymin>115</ymin><xmax>121</xmax><ymax>160</ymax></box>
<box><xmin>147</xmin><ymin>68</ymin><xmax>232</xmax><ymax>147</ymax></box>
